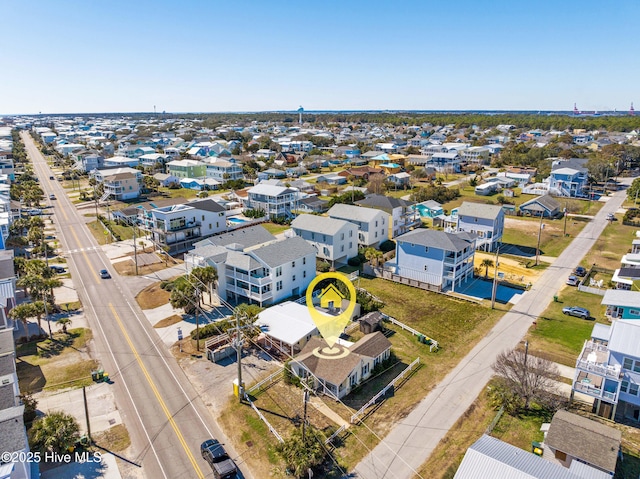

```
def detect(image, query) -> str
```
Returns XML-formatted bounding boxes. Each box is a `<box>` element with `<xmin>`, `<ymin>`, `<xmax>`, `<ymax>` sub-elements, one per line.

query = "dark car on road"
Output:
<box><xmin>201</xmin><ymin>439</ymin><xmax>237</xmax><ymax>479</ymax></box>
<box><xmin>562</xmin><ymin>306</ymin><xmax>591</xmax><ymax>319</ymax></box>
<box><xmin>574</xmin><ymin>266</ymin><xmax>587</xmax><ymax>277</ymax></box>
<box><xmin>99</xmin><ymin>269</ymin><xmax>111</xmax><ymax>279</ymax></box>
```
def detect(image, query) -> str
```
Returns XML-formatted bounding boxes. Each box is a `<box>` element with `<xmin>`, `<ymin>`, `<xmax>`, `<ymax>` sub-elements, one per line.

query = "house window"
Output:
<box><xmin>350</xmin><ymin>374</ymin><xmax>358</xmax><ymax>387</ymax></box>
<box><xmin>216</xmin><ymin>222</ymin><xmax>219</xmax><ymax>228</ymax></box>
<box><xmin>635</xmin><ymin>362</ymin><xmax>640</xmax><ymax>374</ymax></box>
<box><xmin>323</xmin><ymin>235</ymin><xmax>326</xmax><ymax>241</ymax></box>
<box><xmin>276</xmin><ymin>281</ymin><xmax>283</xmax><ymax>291</ymax></box>
<box><xmin>292</xmin><ymin>275</ymin><xmax>296</xmax><ymax>281</ymax></box>
<box><xmin>202</xmin><ymin>215</ymin><xmax>205</xmax><ymax>221</ymax></box>
<box><xmin>631</xmin><ymin>383</ymin><xmax>640</xmax><ymax>396</ymax></box>
<box><xmin>375</xmin><ymin>232</ymin><xmax>378</xmax><ymax>238</ymax></box>
<box><xmin>349</xmin><ymin>242</ymin><xmax>352</xmax><ymax>249</ymax></box>
<box><xmin>375</xmin><ymin>221</ymin><xmax>378</xmax><ymax>227</ymax></box>
<box><xmin>424</xmin><ymin>265</ymin><xmax>428</xmax><ymax>272</ymax></box>
<box><xmin>292</xmin><ymin>261</ymin><xmax>296</xmax><ymax>268</ymax></box>
<box><xmin>276</xmin><ymin>267</ymin><xmax>282</xmax><ymax>277</ymax></box>
<box><xmin>631</xmin><ymin>309</ymin><xmax>640</xmax><ymax>316</ymax></box>
<box><xmin>303</xmin><ymin>271</ymin><xmax>306</xmax><ymax>278</ymax></box>
<box><xmin>474</xmin><ymin>218</ymin><xmax>478</xmax><ymax>223</ymax></box>
<box><xmin>303</xmin><ymin>257</ymin><xmax>306</xmax><ymax>265</ymax></box>
<box><xmin>362</xmin><ymin>363</ymin><xmax>369</xmax><ymax>376</ymax></box>
<box><xmin>341</xmin><ymin>233</ymin><xmax>344</xmax><ymax>240</ymax></box>
<box><xmin>311</xmin><ymin>232</ymin><xmax>315</xmax><ymax>240</ymax></box>
<box><xmin>621</xmin><ymin>380</ymin><xmax>629</xmax><ymax>393</ymax></box>
<box><xmin>349</xmin><ymin>230</ymin><xmax>353</xmax><ymax>237</ymax></box>
<box><xmin>624</xmin><ymin>358</ymin><xmax>634</xmax><ymax>370</ymax></box>
<box><xmin>209</xmin><ymin>224</ymin><xmax>212</xmax><ymax>229</ymax></box>
<box><xmin>424</xmin><ymin>246</ymin><xmax>429</xmax><ymax>253</ymax></box>
<box><xmin>554</xmin><ymin>450</ymin><xmax>567</xmax><ymax>461</ymax></box>
<box><xmin>341</xmin><ymin>245</ymin><xmax>344</xmax><ymax>252</ymax></box>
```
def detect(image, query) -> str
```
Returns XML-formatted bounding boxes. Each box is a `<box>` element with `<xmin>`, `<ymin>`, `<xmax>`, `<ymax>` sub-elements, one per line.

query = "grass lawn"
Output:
<box><xmin>525</xmin><ymin>288</ymin><xmax>608</xmax><ymax>366</ymax></box>
<box><xmin>502</xmin><ymin>216</ymin><xmax>590</xmax><ymax>258</ymax></box>
<box><xmin>582</xmin><ymin>220</ymin><xmax>638</xmax><ymax>270</ymax></box>
<box><xmin>156</xmin><ymin>187</ymin><xmax>200</xmax><ymax>199</ymax></box>
<box><xmin>16</xmin><ymin>328</ymin><xmax>98</xmax><ymax>392</ymax></box>
<box><xmin>91</xmin><ymin>424</ymin><xmax>131</xmax><ymax>453</ymax></box>
<box><xmin>260</xmin><ymin>222</ymin><xmax>291</xmax><ymax>235</ymax></box>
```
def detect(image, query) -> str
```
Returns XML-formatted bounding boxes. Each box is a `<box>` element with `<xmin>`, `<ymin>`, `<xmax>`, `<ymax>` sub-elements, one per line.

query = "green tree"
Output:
<box><xmin>190</xmin><ymin>266</ymin><xmax>218</xmax><ymax>304</ymax></box>
<box><xmin>275</xmin><ymin>426</ymin><xmax>326</xmax><ymax>478</ymax></box>
<box><xmin>9</xmin><ymin>303</ymin><xmax>39</xmax><ymax>335</ymax></box>
<box><xmin>480</xmin><ymin>258</ymin><xmax>494</xmax><ymax>279</ymax></box>
<box><xmin>29</xmin><ymin>411</ymin><xmax>80</xmax><ymax>453</ymax></box>
<box><xmin>58</xmin><ymin>317</ymin><xmax>72</xmax><ymax>334</ymax></box>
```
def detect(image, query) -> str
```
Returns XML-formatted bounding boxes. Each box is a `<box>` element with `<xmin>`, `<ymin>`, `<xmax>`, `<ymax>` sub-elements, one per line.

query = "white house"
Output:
<box><xmin>147</xmin><ymin>198</ymin><xmax>227</xmax><ymax>254</ymax></box>
<box><xmin>185</xmin><ymin>232</ymin><xmax>315</xmax><ymax>306</ymax></box>
<box><xmin>103</xmin><ymin>155</ymin><xmax>140</xmax><ymax>168</ymax></box>
<box><xmin>355</xmin><ymin>194</ymin><xmax>420</xmax><ymax>238</ymax></box>
<box><xmin>327</xmin><ymin>203</ymin><xmax>389</xmax><ymax>248</ymax></box>
<box><xmin>244</xmin><ymin>184</ymin><xmax>299</xmax><ymax>219</ymax></box>
<box><xmin>291</xmin><ymin>214</ymin><xmax>358</xmax><ymax>265</ymax></box>
<box><xmin>455</xmin><ymin>202</ymin><xmax>504</xmax><ymax>252</ymax></box>
<box><xmin>254</xmin><ymin>301</ymin><xmax>319</xmax><ymax>355</ymax></box>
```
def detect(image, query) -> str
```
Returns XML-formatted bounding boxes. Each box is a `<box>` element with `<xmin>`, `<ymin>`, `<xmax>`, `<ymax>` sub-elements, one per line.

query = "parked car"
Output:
<box><xmin>566</xmin><ymin>275</ymin><xmax>579</xmax><ymax>286</ymax></box>
<box><xmin>606</xmin><ymin>213</ymin><xmax>616</xmax><ymax>221</ymax></box>
<box><xmin>562</xmin><ymin>306</ymin><xmax>591</xmax><ymax>319</ymax></box>
<box><xmin>574</xmin><ymin>266</ymin><xmax>587</xmax><ymax>277</ymax></box>
<box><xmin>99</xmin><ymin>269</ymin><xmax>111</xmax><ymax>279</ymax></box>
<box><xmin>200</xmin><ymin>439</ymin><xmax>237</xmax><ymax>479</ymax></box>
<box><xmin>49</xmin><ymin>265</ymin><xmax>66</xmax><ymax>273</ymax></box>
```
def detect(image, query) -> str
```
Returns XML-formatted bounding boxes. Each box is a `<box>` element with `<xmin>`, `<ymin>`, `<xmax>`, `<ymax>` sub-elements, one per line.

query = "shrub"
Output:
<box><xmin>347</xmin><ymin>257</ymin><xmax>361</xmax><ymax>267</ymax></box>
<box><xmin>379</xmin><ymin>240</ymin><xmax>396</xmax><ymax>253</ymax></box>
<box><xmin>317</xmin><ymin>260</ymin><xmax>330</xmax><ymax>273</ymax></box>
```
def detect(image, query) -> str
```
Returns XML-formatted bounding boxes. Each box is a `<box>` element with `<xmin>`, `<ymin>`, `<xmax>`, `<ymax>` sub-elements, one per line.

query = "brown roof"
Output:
<box><xmin>350</xmin><ymin>331</ymin><xmax>391</xmax><ymax>358</ymax></box>
<box><xmin>338</xmin><ymin>166</ymin><xmax>384</xmax><ymax>178</ymax></box>
<box><xmin>295</xmin><ymin>332</ymin><xmax>391</xmax><ymax>386</ymax></box>
<box><xmin>545</xmin><ymin>410</ymin><xmax>621</xmax><ymax>473</ymax></box>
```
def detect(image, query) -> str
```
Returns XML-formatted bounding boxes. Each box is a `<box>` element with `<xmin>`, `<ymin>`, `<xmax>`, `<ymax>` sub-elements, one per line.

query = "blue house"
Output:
<box><xmin>571</xmin><ymin>319</ymin><xmax>640</xmax><ymax>423</ymax></box>
<box><xmin>390</xmin><ymin>229</ymin><xmax>476</xmax><ymax>292</ymax></box>
<box><xmin>602</xmin><ymin>289</ymin><xmax>640</xmax><ymax>320</ymax></box>
<box><xmin>548</xmin><ymin>166</ymin><xmax>588</xmax><ymax>197</ymax></box>
<box><xmin>456</xmin><ymin>202</ymin><xmax>504</xmax><ymax>252</ymax></box>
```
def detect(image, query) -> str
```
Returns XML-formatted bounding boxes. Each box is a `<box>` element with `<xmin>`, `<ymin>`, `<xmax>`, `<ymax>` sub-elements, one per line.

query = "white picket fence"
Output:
<box><xmin>246</xmin><ymin>368</ymin><xmax>284</xmax><ymax>395</ymax></box>
<box><xmin>245</xmin><ymin>395</ymin><xmax>284</xmax><ymax>443</ymax></box>
<box><xmin>382</xmin><ymin>314</ymin><xmax>439</xmax><ymax>351</ymax></box>
<box><xmin>350</xmin><ymin>357</ymin><xmax>421</xmax><ymax>424</ymax></box>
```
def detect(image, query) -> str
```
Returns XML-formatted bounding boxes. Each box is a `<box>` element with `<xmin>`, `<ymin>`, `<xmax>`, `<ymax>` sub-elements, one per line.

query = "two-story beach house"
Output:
<box><xmin>390</xmin><ymin>229</ymin><xmax>476</xmax><ymax>291</ymax></box>
<box><xmin>244</xmin><ymin>184</ymin><xmax>299</xmax><ymax>219</ymax></box>
<box><xmin>355</xmin><ymin>194</ymin><xmax>420</xmax><ymax>238</ymax></box>
<box><xmin>147</xmin><ymin>198</ymin><xmax>227</xmax><ymax>254</ymax></box>
<box><xmin>455</xmin><ymin>202</ymin><xmax>504</xmax><ymax>252</ymax></box>
<box><xmin>166</xmin><ymin>159</ymin><xmax>207</xmax><ymax>179</ymax></box>
<box><xmin>291</xmin><ymin>214</ymin><xmax>358</xmax><ymax>266</ymax></box>
<box><xmin>205</xmin><ymin>159</ymin><xmax>243</xmax><ymax>182</ymax></box>
<box><xmin>327</xmin><ymin>204</ymin><xmax>389</xmax><ymax>248</ymax></box>
<box><xmin>571</xmin><ymin>319</ymin><xmax>640</xmax><ymax>423</ymax></box>
<box><xmin>185</xmin><ymin>227</ymin><xmax>316</xmax><ymax>306</ymax></box>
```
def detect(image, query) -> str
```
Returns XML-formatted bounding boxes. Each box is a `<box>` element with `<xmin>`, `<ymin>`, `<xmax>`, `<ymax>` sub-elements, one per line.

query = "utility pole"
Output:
<box><xmin>535</xmin><ymin>212</ymin><xmax>543</xmax><ymax>266</ymax></box>
<box><xmin>131</xmin><ymin>219</ymin><xmax>138</xmax><ymax>275</ymax></box>
<box><xmin>43</xmin><ymin>291</ymin><xmax>52</xmax><ymax>337</ymax></box>
<box><xmin>195</xmin><ymin>285</ymin><xmax>200</xmax><ymax>352</ymax></box>
<box><xmin>302</xmin><ymin>390</ymin><xmax>309</xmax><ymax>442</ymax></box>
<box><xmin>235</xmin><ymin>312</ymin><xmax>244</xmax><ymax>403</ymax></box>
<box><xmin>490</xmin><ymin>246</ymin><xmax>500</xmax><ymax>309</ymax></box>
<box><xmin>83</xmin><ymin>386</ymin><xmax>92</xmax><ymax>444</ymax></box>
<box><xmin>563</xmin><ymin>203</ymin><xmax>568</xmax><ymax>236</ymax></box>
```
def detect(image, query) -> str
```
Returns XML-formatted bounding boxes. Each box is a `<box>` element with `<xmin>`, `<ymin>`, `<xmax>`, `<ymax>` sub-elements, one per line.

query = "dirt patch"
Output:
<box><xmin>136</xmin><ymin>281</ymin><xmax>172</xmax><ymax>309</ymax></box>
<box><xmin>154</xmin><ymin>314</ymin><xmax>183</xmax><ymax>328</ymax></box>
<box><xmin>474</xmin><ymin>251</ymin><xmax>545</xmax><ymax>284</ymax></box>
<box><xmin>113</xmin><ymin>259</ymin><xmax>172</xmax><ymax>277</ymax></box>
<box><xmin>92</xmin><ymin>424</ymin><xmax>131</xmax><ymax>453</ymax></box>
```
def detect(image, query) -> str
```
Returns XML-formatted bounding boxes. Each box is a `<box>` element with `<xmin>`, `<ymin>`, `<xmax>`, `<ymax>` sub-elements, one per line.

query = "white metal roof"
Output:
<box><xmin>608</xmin><ymin>320</ymin><xmax>640</xmax><ymax>357</ymax></box>
<box><xmin>601</xmin><ymin>289</ymin><xmax>640</xmax><ymax>308</ymax></box>
<box><xmin>255</xmin><ymin>301</ymin><xmax>318</xmax><ymax>346</ymax></box>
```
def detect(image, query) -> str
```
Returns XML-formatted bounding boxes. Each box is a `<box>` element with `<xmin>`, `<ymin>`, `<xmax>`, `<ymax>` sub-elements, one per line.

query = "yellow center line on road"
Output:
<box><xmin>68</xmin><ymin>226</ymin><xmax>100</xmax><ymax>282</ymax></box>
<box><xmin>108</xmin><ymin>304</ymin><xmax>205</xmax><ymax>479</ymax></box>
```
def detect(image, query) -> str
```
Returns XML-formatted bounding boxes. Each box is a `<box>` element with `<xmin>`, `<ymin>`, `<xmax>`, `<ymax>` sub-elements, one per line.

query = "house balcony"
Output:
<box><xmin>572</xmin><ymin>371</ymin><xmax>619</xmax><ymax>403</ymax></box>
<box><xmin>162</xmin><ymin>221</ymin><xmax>201</xmax><ymax>233</ymax></box>
<box><xmin>226</xmin><ymin>283</ymin><xmax>273</xmax><ymax>302</ymax></box>
<box><xmin>575</xmin><ymin>340</ymin><xmax>621</xmax><ymax>379</ymax></box>
<box><xmin>232</xmin><ymin>271</ymin><xmax>271</xmax><ymax>286</ymax></box>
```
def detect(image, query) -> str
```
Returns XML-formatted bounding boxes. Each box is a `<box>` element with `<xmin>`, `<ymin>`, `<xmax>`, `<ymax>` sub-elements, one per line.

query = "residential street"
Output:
<box><xmin>22</xmin><ymin>133</ymin><xmax>252</xmax><ymax>479</ymax></box>
<box><xmin>353</xmin><ymin>184</ymin><xmax>630</xmax><ymax>479</ymax></box>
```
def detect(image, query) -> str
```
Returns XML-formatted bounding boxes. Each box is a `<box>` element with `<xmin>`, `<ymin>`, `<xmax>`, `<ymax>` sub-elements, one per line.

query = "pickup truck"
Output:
<box><xmin>201</xmin><ymin>439</ymin><xmax>237</xmax><ymax>479</ymax></box>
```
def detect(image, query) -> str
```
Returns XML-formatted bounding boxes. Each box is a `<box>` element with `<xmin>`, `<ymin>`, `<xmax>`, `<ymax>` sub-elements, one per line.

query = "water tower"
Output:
<box><xmin>297</xmin><ymin>106</ymin><xmax>304</xmax><ymax>125</ymax></box>
<box><xmin>630</xmin><ymin>102</ymin><xmax>635</xmax><ymax>116</ymax></box>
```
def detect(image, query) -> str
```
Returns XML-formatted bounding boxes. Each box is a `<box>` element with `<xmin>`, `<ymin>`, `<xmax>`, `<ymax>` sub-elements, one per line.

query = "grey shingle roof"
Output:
<box><xmin>206</xmin><ymin>225</ymin><xmax>276</xmax><ymax>249</ymax></box>
<box><xmin>545</xmin><ymin>410</ymin><xmax>620</xmax><ymax>473</ymax></box>
<box><xmin>396</xmin><ymin>229</ymin><xmax>475</xmax><ymax>253</ymax></box>
<box><xmin>0</xmin><ymin>405</ymin><xmax>26</xmax><ymax>454</ymax></box>
<box><xmin>521</xmin><ymin>195</ymin><xmax>560</xmax><ymax>212</ymax></box>
<box><xmin>355</xmin><ymin>194</ymin><xmax>414</xmax><ymax>213</ymax></box>
<box><xmin>349</xmin><ymin>331</ymin><xmax>391</xmax><ymax>358</ymax></box>
<box><xmin>295</xmin><ymin>337</ymin><xmax>363</xmax><ymax>386</ymax></box>
<box><xmin>251</xmin><ymin>237</ymin><xmax>316</xmax><ymax>268</ymax></box>
<box><xmin>0</xmin><ymin>250</ymin><xmax>14</xmax><ymax>280</ymax></box>
<box><xmin>457</xmin><ymin>202</ymin><xmax>503</xmax><ymax>220</ymax></box>
<box><xmin>225</xmin><ymin>250</ymin><xmax>261</xmax><ymax>271</ymax></box>
<box><xmin>188</xmin><ymin>198</ymin><xmax>226</xmax><ymax>213</ymax></box>
<box><xmin>454</xmin><ymin>434</ymin><xmax>581</xmax><ymax>479</ymax></box>
<box><xmin>292</xmin><ymin>214</ymin><xmax>353</xmax><ymax>235</ymax></box>
<box><xmin>328</xmin><ymin>204</ymin><xmax>384</xmax><ymax>223</ymax></box>
<box><xmin>0</xmin><ymin>329</ymin><xmax>14</xmax><ymax>358</ymax></box>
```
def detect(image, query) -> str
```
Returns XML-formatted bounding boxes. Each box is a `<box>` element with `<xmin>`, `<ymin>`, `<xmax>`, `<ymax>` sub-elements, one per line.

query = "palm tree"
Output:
<box><xmin>480</xmin><ymin>258</ymin><xmax>495</xmax><ymax>279</ymax></box>
<box><xmin>58</xmin><ymin>317</ymin><xmax>72</xmax><ymax>334</ymax></box>
<box><xmin>29</xmin><ymin>411</ymin><xmax>80</xmax><ymax>453</ymax></box>
<box><xmin>190</xmin><ymin>266</ymin><xmax>218</xmax><ymax>305</ymax></box>
<box><xmin>170</xmin><ymin>278</ymin><xmax>202</xmax><ymax>350</ymax></box>
<box><xmin>9</xmin><ymin>303</ymin><xmax>38</xmax><ymax>336</ymax></box>
<box><xmin>364</xmin><ymin>247</ymin><xmax>384</xmax><ymax>267</ymax></box>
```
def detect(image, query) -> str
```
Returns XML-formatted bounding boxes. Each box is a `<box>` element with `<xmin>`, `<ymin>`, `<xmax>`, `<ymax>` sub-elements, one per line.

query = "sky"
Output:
<box><xmin>2</xmin><ymin>0</ymin><xmax>638</xmax><ymax>114</ymax></box>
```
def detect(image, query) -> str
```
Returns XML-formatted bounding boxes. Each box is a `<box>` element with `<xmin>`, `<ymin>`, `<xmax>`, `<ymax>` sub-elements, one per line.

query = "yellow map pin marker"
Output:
<box><xmin>306</xmin><ymin>272</ymin><xmax>357</xmax><ymax>351</ymax></box>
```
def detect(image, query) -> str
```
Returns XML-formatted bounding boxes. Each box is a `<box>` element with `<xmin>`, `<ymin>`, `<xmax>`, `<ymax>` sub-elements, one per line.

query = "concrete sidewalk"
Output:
<box><xmin>353</xmin><ymin>186</ymin><xmax>628</xmax><ymax>479</ymax></box>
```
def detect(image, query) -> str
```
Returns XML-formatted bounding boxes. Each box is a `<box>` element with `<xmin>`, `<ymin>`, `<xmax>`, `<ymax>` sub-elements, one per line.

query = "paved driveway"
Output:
<box><xmin>353</xmin><ymin>186</ymin><xmax>629</xmax><ymax>479</ymax></box>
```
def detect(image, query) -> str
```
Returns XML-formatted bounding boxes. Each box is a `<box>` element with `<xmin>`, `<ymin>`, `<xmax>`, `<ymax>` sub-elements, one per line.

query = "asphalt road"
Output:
<box><xmin>354</xmin><ymin>185</ymin><xmax>630</xmax><ymax>479</ymax></box>
<box><xmin>22</xmin><ymin>133</ymin><xmax>251</xmax><ymax>479</ymax></box>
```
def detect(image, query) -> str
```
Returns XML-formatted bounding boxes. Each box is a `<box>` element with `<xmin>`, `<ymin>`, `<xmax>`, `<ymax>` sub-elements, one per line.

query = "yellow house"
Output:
<box><xmin>319</xmin><ymin>284</ymin><xmax>345</xmax><ymax>309</ymax></box>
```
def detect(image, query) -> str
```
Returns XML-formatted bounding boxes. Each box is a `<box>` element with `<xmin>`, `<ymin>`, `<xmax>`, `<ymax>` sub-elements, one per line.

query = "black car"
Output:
<box><xmin>574</xmin><ymin>266</ymin><xmax>587</xmax><ymax>277</ymax></box>
<box><xmin>201</xmin><ymin>439</ymin><xmax>237</xmax><ymax>479</ymax></box>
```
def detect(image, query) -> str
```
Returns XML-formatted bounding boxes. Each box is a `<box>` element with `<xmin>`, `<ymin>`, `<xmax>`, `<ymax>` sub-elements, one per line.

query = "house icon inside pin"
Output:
<box><xmin>319</xmin><ymin>284</ymin><xmax>346</xmax><ymax>311</ymax></box>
